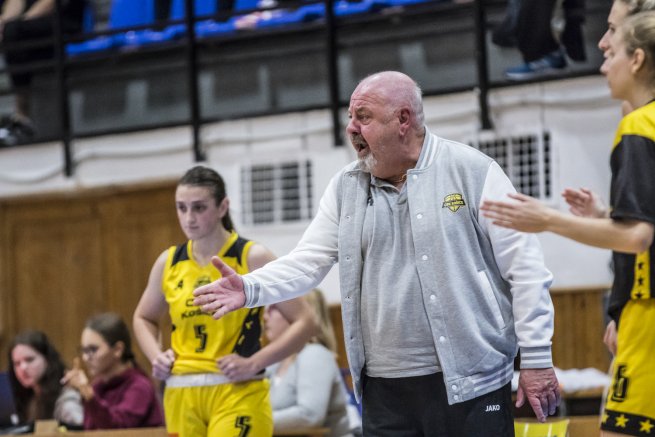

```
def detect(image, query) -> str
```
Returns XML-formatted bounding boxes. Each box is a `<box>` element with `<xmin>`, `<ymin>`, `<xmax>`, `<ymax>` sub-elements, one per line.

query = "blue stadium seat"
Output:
<box><xmin>334</xmin><ymin>0</ymin><xmax>391</xmax><ymax>16</ymax></box>
<box><xmin>255</xmin><ymin>2</ymin><xmax>325</xmax><ymax>28</ymax></box>
<box><xmin>170</xmin><ymin>0</ymin><xmax>218</xmax><ymax>19</ymax></box>
<box><xmin>234</xmin><ymin>0</ymin><xmax>261</xmax><ymax>12</ymax></box>
<box><xmin>384</xmin><ymin>0</ymin><xmax>433</xmax><ymax>6</ymax></box>
<box><xmin>67</xmin><ymin>0</ymin><xmax>156</xmax><ymax>56</ymax></box>
<box><xmin>195</xmin><ymin>18</ymin><xmax>238</xmax><ymax>37</ymax></box>
<box><xmin>158</xmin><ymin>0</ymin><xmax>226</xmax><ymax>41</ymax></box>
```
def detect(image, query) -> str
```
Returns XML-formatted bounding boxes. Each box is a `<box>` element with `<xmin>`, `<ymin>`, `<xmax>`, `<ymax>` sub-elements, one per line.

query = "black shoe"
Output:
<box><xmin>0</xmin><ymin>115</ymin><xmax>35</xmax><ymax>146</ymax></box>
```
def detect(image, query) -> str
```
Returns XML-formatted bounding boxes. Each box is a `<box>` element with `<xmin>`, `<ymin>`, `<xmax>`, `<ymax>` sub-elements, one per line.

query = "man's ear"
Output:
<box><xmin>631</xmin><ymin>48</ymin><xmax>646</xmax><ymax>74</ymax></box>
<box><xmin>398</xmin><ymin>108</ymin><xmax>411</xmax><ymax>134</ymax></box>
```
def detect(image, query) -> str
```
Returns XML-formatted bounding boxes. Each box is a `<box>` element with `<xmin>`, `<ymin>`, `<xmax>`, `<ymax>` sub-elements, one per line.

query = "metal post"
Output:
<box><xmin>185</xmin><ymin>0</ymin><xmax>205</xmax><ymax>161</ymax></box>
<box><xmin>54</xmin><ymin>0</ymin><xmax>74</xmax><ymax>176</ymax></box>
<box><xmin>473</xmin><ymin>0</ymin><xmax>493</xmax><ymax>130</ymax></box>
<box><xmin>325</xmin><ymin>0</ymin><xmax>343</xmax><ymax>146</ymax></box>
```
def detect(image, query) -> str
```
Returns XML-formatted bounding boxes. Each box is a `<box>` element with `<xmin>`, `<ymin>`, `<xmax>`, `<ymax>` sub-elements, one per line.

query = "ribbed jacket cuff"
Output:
<box><xmin>519</xmin><ymin>346</ymin><xmax>553</xmax><ymax>369</ymax></box>
<box><xmin>242</xmin><ymin>277</ymin><xmax>259</xmax><ymax>308</ymax></box>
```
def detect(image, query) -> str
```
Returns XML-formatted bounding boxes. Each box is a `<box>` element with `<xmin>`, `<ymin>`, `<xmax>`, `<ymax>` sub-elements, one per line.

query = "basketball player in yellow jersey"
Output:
<box><xmin>133</xmin><ymin>165</ymin><xmax>316</xmax><ymax>437</ymax></box>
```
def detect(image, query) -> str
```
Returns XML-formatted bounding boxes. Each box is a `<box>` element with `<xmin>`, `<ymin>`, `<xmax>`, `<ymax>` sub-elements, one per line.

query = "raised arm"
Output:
<box><xmin>133</xmin><ymin>250</ymin><xmax>176</xmax><ymax>380</ymax></box>
<box><xmin>561</xmin><ymin>187</ymin><xmax>608</xmax><ymax>218</ymax></box>
<box><xmin>217</xmin><ymin>244</ymin><xmax>317</xmax><ymax>381</ymax></box>
<box><xmin>481</xmin><ymin>192</ymin><xmax>654</xmax><ymax>254</ymax></box>
<box><xmin>194</xmin><ymin>172</ymin><xmax>342</xmax><ymax>314</ymax></box>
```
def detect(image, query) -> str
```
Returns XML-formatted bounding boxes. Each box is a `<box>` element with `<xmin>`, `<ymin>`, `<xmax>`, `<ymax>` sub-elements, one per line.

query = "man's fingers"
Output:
<box><xmin>547</xmin><ymin>391</ymin><xmax>558</xmax><ymax>415</ymax></box>
<box><xmin>211</xmin><ymin>256</ymin><xmax>236</xmax><ymax>277</ymax></box>
<box><xmin>213</xmin><ymin>305</ymin><xmax>231</xmax><ymax>320</ymax></box>
<box><xmin>193</xmin><ymin>283</ymin><xmax>212</xmax><ymax>297</ymax></box>
<box><xmin>515</xmin><ymin>387</ymin><xmax>525</xmax><ymax>408</ymax></box>
<box><xmin>529</xmin><ymin>396</ymin><xmax>546</xmax><ymax>423</ymax></box>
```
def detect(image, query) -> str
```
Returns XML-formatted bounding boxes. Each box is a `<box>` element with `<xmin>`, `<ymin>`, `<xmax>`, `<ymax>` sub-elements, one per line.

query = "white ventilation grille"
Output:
<box><xmin>470</xmin><ymin>132</ymin><xmax>552</xmax><ymax>200</ymax></box>
<box><xmin>241</xmin><ymin>160</ymin><xmax>313</xmax><ymax>225</ymax></box>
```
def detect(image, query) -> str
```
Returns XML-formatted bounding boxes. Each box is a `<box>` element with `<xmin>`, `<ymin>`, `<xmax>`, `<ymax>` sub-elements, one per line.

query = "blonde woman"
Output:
<box><xmin>265</xmin><ymin>289</ymin><xmax>355</xmax><ymax>437</ymax></box>
<box><xmin>482</xmin><ymin>11</ymin><xmax>655</xmax><ymax>436</ymax></box>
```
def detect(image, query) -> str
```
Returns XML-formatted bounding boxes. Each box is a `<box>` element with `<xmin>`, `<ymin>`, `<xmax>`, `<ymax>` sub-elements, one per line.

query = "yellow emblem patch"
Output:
<box><xmin>442</xmin><ymin>193</ymin><xmax>466</xmax><ymax>212</ymax></box>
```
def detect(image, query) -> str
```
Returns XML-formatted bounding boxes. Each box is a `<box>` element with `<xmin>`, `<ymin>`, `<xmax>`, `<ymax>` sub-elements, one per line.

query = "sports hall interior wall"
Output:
<box><xmin>0</xmin><ymin>178</ymin><xmax>611</xmax><ymax>375</ymax></box>
<box><xmin>0</xmin><ymin>0</ymin><xmax>616</xmax><ymax>381</ymax></box>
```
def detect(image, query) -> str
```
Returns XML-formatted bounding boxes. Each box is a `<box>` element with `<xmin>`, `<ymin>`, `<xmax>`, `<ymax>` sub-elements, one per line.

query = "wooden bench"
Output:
<box><xmin>8</xmin><ymin>424</ymin><xmax>330</xmax><ymax>437</ymax></box>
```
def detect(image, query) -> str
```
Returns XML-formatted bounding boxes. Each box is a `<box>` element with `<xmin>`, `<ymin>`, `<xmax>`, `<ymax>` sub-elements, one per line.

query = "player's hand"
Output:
<box><xmin>193</xmin><ymin>256</ymin><xmax>247</xmax><ymax>319</ymax></box>
<box><xmin>562</xmin><ymin>188</ymin><xmax>607</xmax><ymax>218</ymax></box>
<box><xmin>603</xmin><ymin>320</ymin><xmax>617</xmax><ymax>356</ymax></box>
<box><xmin>516</xmin><ymin>367</ymin><xmax>560</xmax><ymax>422</ymax></box>
<box><xmin>152</xmin><ymin>349</ymin><xmax>176</xmax><ymax>381</ymax></box>
<box><xmin>481</xmin><ymin>193</ymin><xmax>552</xmax><ymax>233</ymax></box>
<box><xmin>218</xmin><ymin>353</ymin><xmax>261</xmax><ymax>382</ymax></box>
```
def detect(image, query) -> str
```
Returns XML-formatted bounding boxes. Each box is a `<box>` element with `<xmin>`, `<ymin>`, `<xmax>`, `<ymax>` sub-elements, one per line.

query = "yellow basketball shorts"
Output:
<box><xmin>602</xmin><ymin>299</ymin><xmax>655</xmax><ymax>436</ymax></box>
<box><xmin>164</xmin><ymin>378</ymin><xmax>273</xmax><ymax>437</ymax></box>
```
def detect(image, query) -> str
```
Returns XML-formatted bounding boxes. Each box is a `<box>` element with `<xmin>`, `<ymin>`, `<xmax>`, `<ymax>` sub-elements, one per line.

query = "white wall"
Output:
<box><xmin>0</xmin><ymin>76</ymin><xmax>620</xmax><ymax>301</ymax></box>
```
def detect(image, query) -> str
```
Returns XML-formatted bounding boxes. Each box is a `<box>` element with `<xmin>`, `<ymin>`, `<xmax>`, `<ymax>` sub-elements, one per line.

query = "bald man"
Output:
<box><xmin>194</xmin><ymin>71</ymin><xmax>560</xmax><ymax>436</ymax></box>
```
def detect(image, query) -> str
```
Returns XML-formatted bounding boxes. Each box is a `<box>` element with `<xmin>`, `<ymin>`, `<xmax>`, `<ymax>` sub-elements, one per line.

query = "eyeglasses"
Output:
<box><xmin>79</xmin><ymin>345</ymin><xmax>99</xmax><ymax>357</ymax></box>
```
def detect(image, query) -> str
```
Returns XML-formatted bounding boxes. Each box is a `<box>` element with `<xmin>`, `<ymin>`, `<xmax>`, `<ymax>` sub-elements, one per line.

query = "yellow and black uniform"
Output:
<box><xmin>602</xmin><ymin>101</ymin><xmax>655</xmax><ymax>436</ymax></box>
<box><xmin>162</xmin><ymin>231</ymin><xmax>273</xmax><ymax>437</ymax></box>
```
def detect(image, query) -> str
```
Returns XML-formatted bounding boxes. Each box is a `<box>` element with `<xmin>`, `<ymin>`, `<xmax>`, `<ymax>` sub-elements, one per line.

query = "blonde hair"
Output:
<box><xmin>621</xmin><ymin>11</ymin><xmax>655</xmax><ymax>84</ymax></box>
<box><xmin>305</xmin><ymin>289</ymin><xmax>338</xmax><ymax>354</ymax></box>
<box><xmin>624</xmin><ymin>0</ymin><xmax>655</xmax><ymax>14</ymax></box>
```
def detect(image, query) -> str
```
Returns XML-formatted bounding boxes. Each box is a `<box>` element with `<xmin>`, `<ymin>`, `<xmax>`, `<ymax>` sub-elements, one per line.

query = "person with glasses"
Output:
<box><xmin>7</xmin><ymin>330</ymin><xmax>83</xmax><ymax>429</ymax></box>
<box><xmin>61</xmin><ymin>312</ymin><xmax>164</xmax><ymax>430</ymax></box>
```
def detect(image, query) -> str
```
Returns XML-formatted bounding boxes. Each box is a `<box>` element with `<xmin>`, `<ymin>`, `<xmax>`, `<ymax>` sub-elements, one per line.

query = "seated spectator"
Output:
<box><xmin>7</xmin><ymin>330</ymin><xmax>84</xmax><ymax>429</ymax></box>
<box><xmin>266</xmin><ymin>289</ymin><xmax>358</xmax><ymax>437</ymax></box>
<box><xmin>501</xmin><ymin>0</ymin><xmax>586</xmax><ymax>80</ymax></box>
<box><xmin>61</xmin><ymin>312</ymin><xmax>164</xmax><ymax>430</ymax></box>
<box><xmin>0</xmin><ymin>0</ymin><xmax>86</xmax><ymax>146</ymax></box>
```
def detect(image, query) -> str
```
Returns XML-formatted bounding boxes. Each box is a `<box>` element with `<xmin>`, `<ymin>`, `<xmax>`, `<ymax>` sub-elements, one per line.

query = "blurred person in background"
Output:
<box><xmin>0</xmin><ymin>0</ymin><xmax>86</xmax><ymax>146</ymax></box>
<box><xmin>266</xmin><ymin>289</ymin><xmax>358</xmax><ymax>437</ymax></box>
<box><xmin>61</xmin><ymin>312</ymin><xmax>164</xmax><ymax>430</ymax></box>
<box><xmin>8</xmin><ymin>330</ymin><xmax>83</xmax><ymax>429</ymax></box>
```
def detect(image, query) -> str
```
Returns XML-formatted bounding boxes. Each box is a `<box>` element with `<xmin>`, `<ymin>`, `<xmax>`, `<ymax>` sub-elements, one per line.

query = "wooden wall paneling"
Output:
<box><xmin>551</xmin><ymin>288</ymin><xmax>610</xmax><ymax>373</ymax></box>
<box><xmin>6</xmin><ymin>200</ymin><xmax>107</xmax><ymax>367</ymax></box>
<box><xmin>99</xmin><ymin>184</ymin><xmax>181</xmax><ymax>370</ymax></box>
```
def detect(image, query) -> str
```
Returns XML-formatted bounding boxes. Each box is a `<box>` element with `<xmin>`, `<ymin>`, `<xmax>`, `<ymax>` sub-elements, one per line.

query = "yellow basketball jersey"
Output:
<box><xmin>162</xmin><ymin>231</ymin><xmax>264</xmax><ymax>374</ymax></box>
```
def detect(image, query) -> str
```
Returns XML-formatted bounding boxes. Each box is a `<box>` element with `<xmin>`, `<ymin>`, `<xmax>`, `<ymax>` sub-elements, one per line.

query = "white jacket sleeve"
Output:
<box><xmin>478</xmin><ymin>161</ymin><xmax>555</xmax><ymax>369</ymax></box>
<box><xmin>243</xmin><ymin>173</ymin><xmax>341</xmax><ymax>307</ymax></box>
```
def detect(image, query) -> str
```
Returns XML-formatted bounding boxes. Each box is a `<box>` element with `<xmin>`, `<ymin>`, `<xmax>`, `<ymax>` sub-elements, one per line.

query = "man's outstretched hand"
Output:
<box><xmin>193</xmin><ymin>256</ymin><xmax>247</xmax><ymax>319</ymax></box>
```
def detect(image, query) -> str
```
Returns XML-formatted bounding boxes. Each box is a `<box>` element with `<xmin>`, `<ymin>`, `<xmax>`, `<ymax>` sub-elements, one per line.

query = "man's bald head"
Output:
<box><xmin>355</xmin><ymin>71</ymin><xmax>425</xmax><ymax>128</ymax></box>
